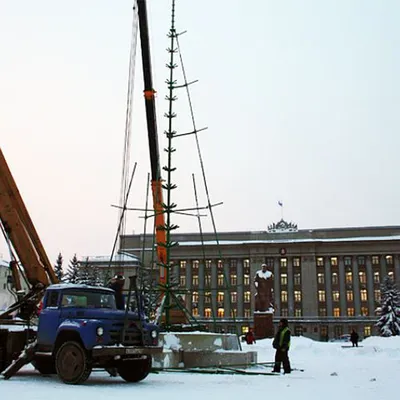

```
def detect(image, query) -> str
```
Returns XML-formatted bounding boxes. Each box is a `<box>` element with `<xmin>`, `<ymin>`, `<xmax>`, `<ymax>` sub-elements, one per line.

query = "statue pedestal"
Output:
<box><xmin>254</xmin><ymin>312</ymin><xmax>274</xmax><ymax>339</ymax></box>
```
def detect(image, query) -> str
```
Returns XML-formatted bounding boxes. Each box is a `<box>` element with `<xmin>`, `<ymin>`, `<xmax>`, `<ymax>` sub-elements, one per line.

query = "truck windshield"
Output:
<box><xmin>61</xmin><ymin>291</ymin><xmax>116</xmax><ymax>309</ymax></box>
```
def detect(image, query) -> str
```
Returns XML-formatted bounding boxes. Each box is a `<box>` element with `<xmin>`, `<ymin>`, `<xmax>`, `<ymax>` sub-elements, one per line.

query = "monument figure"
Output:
<box><xmin>254</xmin><ymin>263</ymin><xmax>274</xmax><ymax>312</ymax></box>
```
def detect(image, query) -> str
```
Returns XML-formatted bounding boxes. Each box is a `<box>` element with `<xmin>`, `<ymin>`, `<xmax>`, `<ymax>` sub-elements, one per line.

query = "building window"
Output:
<box><xmin>244</xmin><ymin>309</ymin><xmax>251</xmax><ymax>318</ymax></box>
<box><xmin>333</xmin><ymin>307</ymin><xmax>340</xmax><ymax>317</ymax></box>
<box><xmin>372</xmin><ymin>256</ymin><xmax>380</xmax><ymax>265</ymax></box>
<box><xmin>386</xmin><ymin>255</ymin><xmax>393</xmax><ymax>265</ymax></box>
<box><xmin>192</xmin><ymin>292</ymin><xmax>199</xmax><ymax>303</ymax></box>
<box><xmin>346</xmin><ymin>290</ymin><xmax>353</xmax><ymax>301</ymax></box>
<box><xmin>280</xmin><ymin>258</ymin><xmax>287</xmax><ymax>268</ymax></box>
<box><xmin>358</xmin><ymin>256</ymin><xmax>365</xmax><ymax>266</ymax></box>
<box><xmin>319</xmin><ymin>308</ymin><xmax>327</xmax><ymax>316</ymax></box>
<box><xmin>359</xmin><ymin>271</ymin><xmax>366</xmax><ymax>284</ymax></box>
<box><xmin>373</xmin><ymin>271</ymin><xmax>380</xmax><ymax>284</ymax></box>
<box><xmin>244</xmin><ymin>274</ymin><xmax>250</xmax><ymax>286</ymax></box>
<box><xmin>217</xmin><ymin>308</ymin><xmax>224</xmax><ymax>318</ymax></box>
<box><xmin>281</xmin><ymin>308</ymin><xmax>288</xmax><ymax>317</ymax></box>
<box><xmin>230</xmin><ymin>274</ymin><xmax>237</xmax><ymax>286</ymax></box>
<box><xmin>231</xmin><ymin>309</ymin><xmax>237</xmax><ymax>318</ymax></box>
<box><xmin>217</xmin><ymin>260</ymin><xmax>223</xmax><ymax>269</ymax></box>
<box><xmin>192</xmin><ymin>307</ymin><xmax>199</xmax><ymax>316</ymax></box>
<box><xmin>205</xmin><ymin>275</ymin><xmax>211</xmax><ymax>286</ymax></box>
<box><xmin>316</xmin><ymin>257</ymin><xmax>324</xmax><ymax>266</ymax></box>
<box><xmin>244</xmin><ymin>291</ymin><xmax>251</xmax><ymax>302</ymax></box>
<box><xmin>281</xmin><ymin>273</ymin><xmax>288</xmax><ymax>285</ymax></box>
<box><xmin>281</xmin><ymin>291</ymin><xmax>288</xmax><ymax>302</ymax></box>
<box><xmin>332</xmin><ymin>272</ymin><xmax>339</xmax><ymax>285</ymax></box>
<box><xmin>192</xmin><ymin>275</ymin><xmax>199</xmax><ymax>286</ymax></box>
<box><xmin>266</xmin><ymin>257</ymin><xmax>274</xmax><ymax>267</ymax></box>
<box><xmin>347</xmin><ymin>307</ymin><xmax>355</xmax><ymax>316</ymax></box>
<box><xmin>231</xmin><ymin>292</ymin><xmax>237</xmax><ymax>303</ymax></box>
<box><xmin>192</xmin><ymin>260</ymin><xmax>199</xmax><ymax>270</ymax></box>
<box><xmin>293</xmin><ymin>258</ymin><xmax>300</xmax><ymax>267</ymax></box>
<box><xmin>318</xmin><ymin>290</ymin><xmax>326</xmax><ymax>302</ymax></box>
<box><xmin>294</xmin><ymin>309</ymin><xmax>302</xmax><ymax>317</ymax></box>
<box><xmin>217</xmin><ymin>292</ymin><xmax>224</xmax><ymax>302</ymax></box>
<box><xmin>294</xmin><ymin>273</ymin><xmax>301</xmax><ymax>285</ymax></box>
<box><xmin>344</xmin><ymin>257</ymin><xmax>352</xmax><ymax>266</ymax></box>
<box><xmin>360</xmin><ymin>289</ymin><xmax>368</xmax><ymax>301</ymax></box>
<box><xmin>361</xmin><ymin>307</ymin><xmax>368</xmax><ymax>316</ymax></box>
<box><xmin>317</xmin><ymin>273</ymin><xmax>325</xmax><ymax>284</ymax></box>
<box><xmin>374</xmin><ymin>290</ymin><xmax>381</xmax><ymax>302</ymax></box>
<box><xmin>294</xmin><ymin>291</ymin><xmax>302</xmax><ymax>302</ymax></box>
<box><xmin>330</xmin><ymin>257</ymin><xmax>338</xmax><ymax>266</ymax></box>
<box><xmin>204</xmin><ymin>308</ymin><xmax>212</xmax><ymax>318</ymax></box>
<box><xmin>218</xmin><ymin>274</ymin><xmax>224</xmax><ymax>286</ymax></box>
<box><xmin>364</xmin><ymin>326</ymin><xmax>371</xmax><ymax>337</ymax></box>
<box><xmin>332</xmin><ymin>291</ymin><xmax>340</xmax><ymax>302</ymax></box>
<box><xmin>388</xmin><ymin>271</ymin><xmax>394</xmax><ymax>279</ymax></box>
<box><xmin>180</xmin><ymin>260</ymin><xmax>187</xmax><ymax>269</ymax></box>
<box><xmin>346</xmin><ymin>272</ymin><xmax>353</xmax><ymax>284</ymax></box>
<box><xmin>205</xmin><ymin>260</ymin><xmax>211</xmax><ymax>269</ymax></box>
<box><xmin>180</xmin><ymin>275</ymin><xmax>186</xmax><ymax>287</ymax></box>
<box><xmin>205</xmin><ymin>292</ymin><xmax>211</xmax><ymax>303</ymax></box>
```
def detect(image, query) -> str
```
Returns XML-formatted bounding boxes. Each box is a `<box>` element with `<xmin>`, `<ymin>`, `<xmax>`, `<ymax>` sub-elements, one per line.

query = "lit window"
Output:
<box><xmin>346</xmin><ymin>290</ymin><xmax>353</xmax><ymax>301</ymax></box>
<box><xmin>217</xmin><ymin>292</ymin><xmax>224</xmax><ymax>302</ymax></box>
<box><xmin>280</xmin><ymin>258</ymin><xmax>287</xmax><ymax>268</ymax></box>
<box><xmin>373</xmin><ymin>271</ymin><xmax>380</xmax><ymax>284</ymax></box>
<box><xmin>180</xmin><ymin>275</ymin><xmax>186</xmax><ymax>287</ymax></box>
<box><xmin>319</xmin><ymin>308</ymin><xmax>327</xmax><ymax>316</ymax></box>
<box><xmin>180</xmin><ymin>260</ymin><xmax>187</xmax><ymax>269</ymax></box>
<box><xmin>244</xmin><ymin>309</ymin><xmax>251</xmax><ymax>318</ymax></box>
<box><xmin>244</xmin><ymin>291</ymin><xmax>251</xmax><ymax>302</ymax></box>
<box><xmin>346</xmin><ymin>272</ymin><xmax>353</xmax><ymax>284</ymax></box>
<box><xmin>316</xmin><ymin>257</ymin><xmax>324</xmax><ymax>266</ymax></box>
<box><xmin>218</xmin><ymin>274</ymin><xmax>224</xmax><ymax>286</ymax></box>
<box><xmin>359</xmin><ymin>272</ymin><xmax>366</xmax><ymax>284</ymax></box>
<box><xmin>192</xmin><ymin>292</ymin><xmax>199</xmax><ymax>303</ymax></box>
<box><xmin>331</xmin><ymin>257</ymin><xmax>338</xmax><ymax>266</ymax></box>
<box><xmin>318</xmin><ymin>290</ymin><xmax>326</xmax><ymax>302</ymax></box>
<box><xmin>372</xmin><ymin>256</ymin><xmax>380</xmax><ymax>265</ymax></box>
<box><xmin>333</xmin><ymin>307</ymin><xmax>340</xmax><ymax>317</ymax></box>
<box><xmin>205</xmin><ymin>260</ymin><xmax>211</xmax><ymax>269</ymax></box>
<box><xmin>293</xmin><ymin>258</ymin><xmax>300</xmax><ymax>267</ymax></box>
<box><xmin>192</xmin><ymin>275</ymin><xmax>199</xmax><ymax>286</ymax></box>
<box><xmin>205</xmin><ymin>275</ymin><xmax>211</xmax><ymax>286</ymax></box>
<box><xmin>231</xmin><ymin>292</ymin><xmax>237</xmax><ymax>303</ymax></box>
<box><xmin>217</xmin><ymin>260</ymin><xmax>223</xmax><ymax>269</ymax></box>
<box><xmin>281</xmin><ymin>291</ymin><xmax>288</xmax><ymax>302</ymax></box>
<box><xmin>388</xmin><ymin>271</ymin><xmax>394</xmax><ymax>279</ymax></box>
<box><xmin>364</xmin><ymin>326</ymin><xmax>371</xmax><ymax>337</ymax></box>
<box><xmin>332</xmin><ymin>291</ymin><xmax>340</xmax><ymax>302</ymax></box>
<box><xmin>386</xmin><ymin>255</ymin><xmax>393</xmax><ymax>265</ymax></box>
<box><xmin>281</xmin><ymin>273</ymin><xmax>288</xmax><ymax>285</ymax></box>
<box><xmin>204</xmin><ymin>308</ymin><xmax>212</xmax><ymax>318</ymax></box>
<box><xmin>332</xmin><ymin>272</ymin><xmax>339</xmax><ymax>285</ymax></box>
<box><xmin>230</xmin><ymin>274</ymin><xmax>237</xmax><ymax>286</ymax></box>
<box><xmin>217</xmin><ymin>308</ymin><xmax>224</xmax><ymax>318</ymax></box>
<box><xmin>244</xmin><ymin>275</ymin><xmax>250</xmax><ymax>286</ymax></box>
<box><xmin>205</xmin><ymin>292</ymin><xmax>211</xmax><ymax>303</ymax></box>
<box><xmin>281</xmin><ymin>308</ymin><xmax>288</xmax><ymax>317</ymax></box>
<box><xmin>360</xmin><ymin>289</ymin><xmax>368</xmax><ymax>302</ymax></box>
<box><xmin>361</xmin><ymin>307</ymin><xmax>368</xmax><ymax>316</ymax></box>
<box><xmin>192</xmin><ymin>307</ymin><xmax>199</xmax><ymax>316</ymax></box>
<box><xmin>294</xmin><ymin>291</ymin><xmax>302</xmax><ymax>302</ymax></box>
<box><xmin>295</xmin><ymin>309</ymin><xmax>302</xmax><ymax>317</ymax></box>
<box><xmin>374</xmin><ymin>290</ymin><xmax>381</xmax><ymax>302</ymax></box>
<box><xmin>317</xmin><ymin>273</ymin><xmax>325</xmax><ymax>284</ymax></box>
<box><xmin>231</xmin><ymin>309</ymin><xmax>237</xmax><ymax>317</ymax></box>
<box><xmin>347</xmin><ymin>307</ymin><xmax>354</xmax><ymax>316</ymax></box>
<box><xmin>344</xmin><ymin>257</ymin><xmax>352</xmax><ymax>266</ymax></box>
<box><xmin>192</xmin><ymin>260</ymin><xmax>199</xmax><ymax>270</ymax></box>
<box><xmin>294</xmin><ymin>273</ymin><xmax>301</xmax><ymax>285</ymax></box>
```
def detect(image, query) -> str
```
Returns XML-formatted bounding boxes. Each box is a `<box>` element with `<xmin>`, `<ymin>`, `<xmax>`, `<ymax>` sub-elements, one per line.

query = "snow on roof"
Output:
<box><xmin>48</xmin><ymin>283</ymin><xmax>114</xmax><ymax>292</ymax></box>
<box><xmin>80</xmin><ymin>251</ymin><xmax>140</xmax><ymax>264</ymax></box>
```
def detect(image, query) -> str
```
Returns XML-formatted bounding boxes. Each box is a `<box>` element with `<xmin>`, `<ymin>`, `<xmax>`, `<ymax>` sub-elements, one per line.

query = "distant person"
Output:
<box><xmin>245</xmin><ymin>328</ymin><xmax>256</xmax><ymax>345</ymax></box>
<box><xmin>108</xmin><ymin>274</ymin><xmax>125</xmax><ymax>310</ymax></box>
<box><xmin>272</xmin><ymin>318</ymin><xmax>291</xmax><ymax>374</ymax></box>
<box><xmin>350</xmin><ymin>329</ymin><xmax>359</xmax><ymax>347</ymax></box>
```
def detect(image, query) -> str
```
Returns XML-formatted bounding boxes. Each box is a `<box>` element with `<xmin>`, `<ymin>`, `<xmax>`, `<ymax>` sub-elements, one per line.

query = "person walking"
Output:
<box><xmin>245</xmin><ymin>328</ymin><xmax>256</xmax><ymax>345</ymax></box>
<box><xmin>350</xmin><ymin>329</ymin><xmax>359</xmax><ymax>347</ymax></box>
<box><xmin>272</xmin><ymin>318</ymin><xmax>291</xmax><ymax>374</ymax></box>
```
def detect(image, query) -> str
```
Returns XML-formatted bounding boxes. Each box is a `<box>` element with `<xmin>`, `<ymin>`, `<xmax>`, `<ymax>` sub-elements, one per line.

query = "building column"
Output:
<box><xmin>338</xmin><ymin>257</ymin><xmax>346</xmax><ymax>316</ymax></box>
<box><xmin>380</xmin><ymin>255</ymin><xmax>387</xmax><ymax>280</ymax></box>
<box><xmin>273</xmin><ymin>257</ymin><xmax>280</xmax><ymax>315</ymax></box>
<box><xmin>352</xmin><ymin>258</ymin><xmax>361</xmax><ymax>316</ymax></box>
<box><xmin>198</xmin><ymin>260</ymin><xmax>205</xmax><ymax>316</ymax></box>
<box><xmin>211</xmin><ymin>259</ymin><xmax>218</xmax><ymax>317</ymax></box>
<box><xmin>287</xmin><ymin>257</ymin><xmax>294</xmax><ymax>316</ymax></box>
<box><xmin>324</xmin><ymin>258</ymin><xmax>333</xmax><ymax>317</ymax></box>
<box><xmin>366</xmin><ymin>256</ymin><xmax>375</xmax><ymax>316</ymax></box>
<box><xmin>237</xmin><ymin>259</ymin><xmax>244</xmax><ymax>317</ymax></box>
<box><xmin>224</xmin><ymin>260</ymin><xmax>231</xmax><ymax>318</ymax></box>
<box><xmin>185</xmin><ymin>260</ymin><xmax>192</xmax><ymax>311</ymax></box>
<box><xmin>300</xmin><ymin>255</ymin><xmax>318</xmax><ymax>317</ymax></box>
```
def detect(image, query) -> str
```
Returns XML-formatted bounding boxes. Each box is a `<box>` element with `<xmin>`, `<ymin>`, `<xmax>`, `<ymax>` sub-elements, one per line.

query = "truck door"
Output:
<box><xmin>37</xmin><ymin>290</ymin><xmax>61</xmax><ymax>349</ymax></box>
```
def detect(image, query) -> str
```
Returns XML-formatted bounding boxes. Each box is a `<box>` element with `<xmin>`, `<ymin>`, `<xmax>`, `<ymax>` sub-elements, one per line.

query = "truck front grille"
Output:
<box><xmin>109</xmin><ymin>322</ymin><xmax>143</xmax><ymax>346</ymax></box>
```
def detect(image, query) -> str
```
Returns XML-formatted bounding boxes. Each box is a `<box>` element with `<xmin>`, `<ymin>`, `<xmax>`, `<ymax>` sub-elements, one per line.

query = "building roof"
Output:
<box><xmin>79</xmin><ymin>251</ymin><xmax>140</xmax><ymax>266</ymax></box>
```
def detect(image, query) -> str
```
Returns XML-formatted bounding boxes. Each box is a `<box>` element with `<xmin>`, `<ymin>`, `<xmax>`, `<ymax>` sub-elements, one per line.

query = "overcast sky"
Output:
<box><xmin>1</xmin><ymin>0</ymin><xmax>400</xmax><ymax>266</ymax></box>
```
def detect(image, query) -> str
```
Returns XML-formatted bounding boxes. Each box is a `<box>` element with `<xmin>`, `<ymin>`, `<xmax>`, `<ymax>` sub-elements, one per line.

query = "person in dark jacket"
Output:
<box><xmin>108</xmin><ymin>274</ymin><xmax>125</xmax><ymax>310</ymax></box>
<box><xmin>272</xmin><ymin>318</ymin><xmax>291</xmax><ymax>374</ymax></box>
<box><xmin>245</xmin><ymin>328</ymin><xmax>256</xmax><ymax>345</ymax></box>
<box><xmin>350</xmin><ymin>330</ymin><xmax>359</xmax><ymax>347</ymax></box>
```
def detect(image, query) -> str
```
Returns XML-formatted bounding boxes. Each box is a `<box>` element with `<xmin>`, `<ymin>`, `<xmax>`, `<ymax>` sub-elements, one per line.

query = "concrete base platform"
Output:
<box><xmin>153</xmin><ymin>332</ymin><xmax>257</xmax><ymax>369</ymax></box>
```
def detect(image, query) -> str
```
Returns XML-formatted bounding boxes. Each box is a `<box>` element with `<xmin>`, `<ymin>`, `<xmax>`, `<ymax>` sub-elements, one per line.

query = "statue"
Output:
<box><xmin>254</xmin><ymin>264</ymin><xmax>274</xmax><ymax>312</ymax></box>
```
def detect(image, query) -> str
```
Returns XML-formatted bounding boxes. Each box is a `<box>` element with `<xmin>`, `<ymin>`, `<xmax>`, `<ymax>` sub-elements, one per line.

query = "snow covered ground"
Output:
<box><xmin>1</xmin><ymin>336</ymin><xmax>399</xmax><ymax>400</ymax></box>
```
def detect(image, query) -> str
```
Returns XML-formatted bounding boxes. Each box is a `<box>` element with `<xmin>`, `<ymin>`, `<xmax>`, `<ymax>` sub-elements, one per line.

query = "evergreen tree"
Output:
<box><xmin>54</xmin><ymin>252</ymin><xmax>64</xmax><ymax>282</ymax></box>
<box><xmin>65</xmin><ymin>254</ymin><xmax>80</xmax><ymax>284</ymax></box>
<box><xmin>90</xmin><ymin>265</ymin><xmax>103</xmax><ymax>287</ymax></box>
<box><xmin>376</xmin><ymin>276</ymin><xmax>400</xmax><ymax>336</ymax></box>
<box><xmin>77</xmin><ymin>258</ymin><xmax>92</xmax><ymax>285</ymax></box>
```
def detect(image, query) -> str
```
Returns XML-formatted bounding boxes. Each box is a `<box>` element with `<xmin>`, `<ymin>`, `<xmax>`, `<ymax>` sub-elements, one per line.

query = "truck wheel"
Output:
<box><xmin>55</xmin><ymin>341</ymin><xmax>92</xmax><ymax>384</ymax></box>
<box><xmin>32</xmin><ymin>355</ymin><xmax>56</xmax><ymax>374</ymax></box>
<box><xmin>117</xmin><ymin>356</ymin><xmax>152</xmax><ymax>383</ymax></box>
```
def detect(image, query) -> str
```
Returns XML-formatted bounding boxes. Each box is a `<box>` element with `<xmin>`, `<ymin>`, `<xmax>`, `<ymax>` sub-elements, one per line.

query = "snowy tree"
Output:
<box><xmin>65</xmin><ymin>254</ymin><xmax>80</xmax><ymax>284</ymax></box>
<box><xmin>54</xmin><ymin>252</ymin><xmax>64</xmax><ymax>281</ymax></box>
<box><xmin>90</xmin><ymin>265</ymin><xmax>103</xmax><ymax>287</ymax></box>
<box><xmin>77</xmin><ymin>258</ymin><xmax>92</xmax><ymax>285</ymax></box>
<box><xmin>376</xmin><ymin>276</ymin><xmax>400</xmax><ymax>336</ymax></box>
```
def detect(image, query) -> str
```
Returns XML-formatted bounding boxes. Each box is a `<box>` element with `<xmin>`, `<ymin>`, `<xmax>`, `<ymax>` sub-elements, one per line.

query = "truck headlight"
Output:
<box><xmin>96</xmin><ymin>326</ymin><xmax>104</xmax><ymax>336</ymax></box>
<box><xmin>151</xmin><ymin>330</ymin><xmax>158</xmax><ymax>339</ymax></box>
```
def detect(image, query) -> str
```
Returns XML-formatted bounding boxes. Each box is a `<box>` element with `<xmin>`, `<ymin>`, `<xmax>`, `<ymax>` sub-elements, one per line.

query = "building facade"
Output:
<box><xmin>120</xmin><ymin>222</ymin><xmax>400</xmax><ymax>340</ymax></box>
